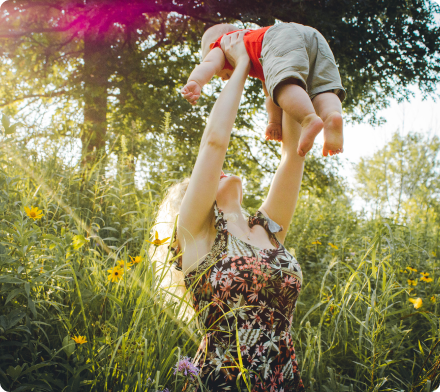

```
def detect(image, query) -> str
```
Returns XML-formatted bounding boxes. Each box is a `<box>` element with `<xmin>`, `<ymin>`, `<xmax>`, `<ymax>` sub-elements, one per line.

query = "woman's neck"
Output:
<box><xmin>217</xmin><ymin>200</ymin><xmax>248</xmax><ymax>227</ymax></box>
<box><xmin>217</xmin><ymin>197</ymin><xmax>241</xmax><ymax>214</ymax></box>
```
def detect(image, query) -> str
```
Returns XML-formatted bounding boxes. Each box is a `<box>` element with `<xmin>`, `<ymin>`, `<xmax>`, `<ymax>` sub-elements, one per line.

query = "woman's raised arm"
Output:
<box><xmin>260</xmin><ymin>113</ymin><xmax>305</xmax><ymax>244</ymax></box>
<box><xmin>178</xmin><ymin>32</ymin><xmax>250</xmax><ymax>240</ymax></box>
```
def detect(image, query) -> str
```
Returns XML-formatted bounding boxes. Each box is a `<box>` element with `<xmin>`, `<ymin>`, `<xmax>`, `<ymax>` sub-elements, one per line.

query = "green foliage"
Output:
<box><xmin>286</xmin><ymin>133</ymin><xmax>440</xmax><ymax>391</ymax></box>
<box><xmin>1</xmin><ymin>0</ymin><xmax>439</xmax><ymax>163</ymax></box>
<box><xmin>290</xmin><ymin>218</ymin><xmax>440</xmax><ymax>391</ymax></box>
<box><xmin>1</xmin><ymin>114</ymin><xmax>22</xmax><ymax>136</ymax></box>
<box><xmin>355</xmin><ymin>132</ymin><xmax>440</xmax><ymax>219</ymax></box>
<box><xmin>0</xmin><ymin>118</ymin><xmax>439</xmax><ymax>392</ymax></box>
<box><xmin>0</xmin><ymin>134</ymin><xmax>200</xmax><ymax>391</ymax></box>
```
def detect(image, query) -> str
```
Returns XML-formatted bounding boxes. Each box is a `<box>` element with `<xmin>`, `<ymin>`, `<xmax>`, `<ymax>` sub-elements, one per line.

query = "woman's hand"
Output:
<box><xmin>220</xmin><ymin>30</ymin><xmax>250</xmax><ymax>69</ymax></box>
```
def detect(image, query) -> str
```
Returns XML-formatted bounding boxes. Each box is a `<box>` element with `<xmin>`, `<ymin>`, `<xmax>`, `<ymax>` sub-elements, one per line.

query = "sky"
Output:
<box><xmin>313</xmin><ymin>86</ymin><xmax>440</xmax><ymax>186</ymax></box>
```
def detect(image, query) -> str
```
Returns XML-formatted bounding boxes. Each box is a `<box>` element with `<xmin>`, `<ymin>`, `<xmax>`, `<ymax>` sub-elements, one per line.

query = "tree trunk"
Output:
<box><xmin>82</xmin><ymin>27</ymin><xmax>110</xmax><ymax>166</ymax></box>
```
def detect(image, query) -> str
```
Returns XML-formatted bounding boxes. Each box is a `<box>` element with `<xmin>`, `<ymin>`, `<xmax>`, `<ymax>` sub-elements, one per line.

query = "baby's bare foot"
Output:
<box><xmin>265</xmin><ymin>122</ymin><xmax>282</xmax><ymax>142</ymax></box>
<box><xmin>322</xmin><ymin>111</ymin><xmax>343</xmax><ymax>157</ymax></box>
<box><xmin>297</xmin><ymin>114</ymin><xmax>324</xmax><ymax>157</ymax></box>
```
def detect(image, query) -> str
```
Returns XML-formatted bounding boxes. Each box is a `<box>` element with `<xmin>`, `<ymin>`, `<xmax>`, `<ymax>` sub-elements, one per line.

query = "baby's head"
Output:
<box><xmin>201</xmin><ymin>23</ymin><xmax>237</xmax><ymax>60</ymax></box>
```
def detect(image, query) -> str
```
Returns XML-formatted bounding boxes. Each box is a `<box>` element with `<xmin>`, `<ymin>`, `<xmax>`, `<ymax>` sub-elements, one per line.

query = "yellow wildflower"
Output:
<box><xmin>406</xmin><ymin>266</ymin><xmax>417</xmax><ymax>273</ymax></box>
<box><xmin>72</xmin><ymin>335</ymin><xmax>87</xmax><ymax>344</ymax></box>
<box><xmin>407</xmin><ymin>279</ymin><xmax>418</xmax><ymax>286</ymax></box>
<box><xmin>107</xmin><ymin>266</ymin><xmax>124</xmax><ymax>282</ymax></box>
<box><xmin>409</xmin><ymin>297</ymin><xmax>423</xmax><ymax>309</ymax></box>
<box><xmin>117</xmin><ymin>260</ymin><xmax>132</xmax><ymax>269</ymax></box>
<box><xmin>24</xmin><ymin>206</ymin><xmax>43</xmax><ymax>220</ymax></box>
<box><xmin>129</xmin><ymin>255</ymin><xmax>142</xmax><ymax>264</ymax></box>
<box><xmin>328</xmin><ymin>243</ymin><xmax>339</xmax><ymax>250</ymax></box>
<box><xmin>420</xmin><ymin>276</ymin><xmax>433</xmax><ymax>283</ymax></box>
<box><xmin>432</xmin><ymin>251</ymin><xmax>436</xmax><ymax>257</ymax></box>
<box><xmin>420</xmin><ymin>272</ymin><xmax>429</xmax><ymax>278</ymax></box>
<box><xmin>430</xmin><ymin>295</ymin><xmax>436</xmax><ymax>303</ymax></box>
<box><xmin>312</xmin><ymin>240</ymin><xmax>321</xmax><ymax>245</ymax></box>
<box><xmin>146</xmin><ymin>231</ymin><xmax>170</xmax><ymax>247</ymax></box>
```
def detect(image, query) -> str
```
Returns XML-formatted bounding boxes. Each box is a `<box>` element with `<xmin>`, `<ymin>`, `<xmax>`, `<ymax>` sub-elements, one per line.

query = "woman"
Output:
<box><xmin>165</xmin><ymin>31</ymin><xmax>305</xmax><ymax>391</ymax></box>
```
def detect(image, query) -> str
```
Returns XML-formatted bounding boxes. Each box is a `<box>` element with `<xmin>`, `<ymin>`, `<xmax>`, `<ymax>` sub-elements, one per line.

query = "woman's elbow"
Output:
<box><xmin>202</xmin><ymin>133</ymin><xmax>229</xmax><ymax>151</ymax></box>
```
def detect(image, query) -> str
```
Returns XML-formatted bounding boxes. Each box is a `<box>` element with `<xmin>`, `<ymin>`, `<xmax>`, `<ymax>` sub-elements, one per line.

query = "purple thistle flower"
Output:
<box><xmin>173</xmin><ymin>356</ymin><xmax>200</xmax><ymax>380</ymax></box>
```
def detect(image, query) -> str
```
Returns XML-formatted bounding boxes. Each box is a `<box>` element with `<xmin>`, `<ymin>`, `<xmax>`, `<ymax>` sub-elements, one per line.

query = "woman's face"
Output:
<box><xmin>217</xmin><ymin>174</ymin><xmax>243</xmax><ymax>205</ymax></box>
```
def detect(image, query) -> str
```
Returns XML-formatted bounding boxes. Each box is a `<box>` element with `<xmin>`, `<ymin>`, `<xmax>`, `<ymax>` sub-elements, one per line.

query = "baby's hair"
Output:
<box><xmin>201</xmin><ymin>23</ymin><xmax>237</xmax><ymax>60</ymax></box>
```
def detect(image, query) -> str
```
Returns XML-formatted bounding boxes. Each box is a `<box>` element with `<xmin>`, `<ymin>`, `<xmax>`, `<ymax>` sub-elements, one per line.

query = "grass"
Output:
<box><xmin>0</xmin><ymin>131</ymin><xmax>439</xmax><ymax>392</ymax></box>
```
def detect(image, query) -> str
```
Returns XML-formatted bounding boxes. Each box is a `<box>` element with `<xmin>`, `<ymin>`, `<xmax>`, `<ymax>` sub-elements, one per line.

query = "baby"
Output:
<box><xmin>181</xmin><ymin>23</ymin><xmax>346</xmax><ymax>157</ymax></box>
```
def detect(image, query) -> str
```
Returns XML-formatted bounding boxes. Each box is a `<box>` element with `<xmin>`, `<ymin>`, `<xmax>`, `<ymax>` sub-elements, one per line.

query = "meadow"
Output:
<box><xmin>0</xmin><ymin>120</ymin><xmax>439</xmax><ymax>392</ymax></box>
<box><xmin>1</xmin><ymin>0</ymin><xmax>440</xmax><ymax>390</ymax></box>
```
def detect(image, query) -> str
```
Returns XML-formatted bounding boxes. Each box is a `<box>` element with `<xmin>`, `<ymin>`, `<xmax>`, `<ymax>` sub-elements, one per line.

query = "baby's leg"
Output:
<box><xmin>275</xmin><ymin>82</ymin><xmax>323</xmax><ymax>157</ymax></box>
<box><xmin>265</xmin><ymin>96</ymin><xmax>283</xmax><ymax>141</ymax></box>
<box><xmin>312</xmin><ymin>92</ymin><xmax>343</xmax><ymax>156</ymax></box>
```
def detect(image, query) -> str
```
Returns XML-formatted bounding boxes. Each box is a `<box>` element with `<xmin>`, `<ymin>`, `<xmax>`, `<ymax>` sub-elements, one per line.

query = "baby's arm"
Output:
<box><xmin>182</xmin><ymin>48</ymin><xmax>225</xmax><ymax>105</ymax></box>
<box><xmin>263</xmin><ymin>82</ymin><xmax>283</xmax><ymax>141</ymax></box>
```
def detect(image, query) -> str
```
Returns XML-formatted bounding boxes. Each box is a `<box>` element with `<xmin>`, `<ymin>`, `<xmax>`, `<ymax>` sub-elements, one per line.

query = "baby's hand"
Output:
<box><xmin>181</xmin><ymin>81</ymin><xmax>202</xmax><ymax>105</ymax></box>
<box><xmin>265</xmin><ymin>122</ymin><xmax>282</xmax><ymax>142</ymax></box>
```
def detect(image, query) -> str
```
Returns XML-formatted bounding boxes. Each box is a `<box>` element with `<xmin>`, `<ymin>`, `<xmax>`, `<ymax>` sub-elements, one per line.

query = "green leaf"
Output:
<box><xmin>21</xmin><ymin>361</ymin><xmax>56</xmax><ymax>376</ymax></box>
<box><xmin>0</xmin><ymin>315</ymin><xmax>7</xmax><ymax>331</ymax></box>
<box><xmin>105</xmin><ymin>293</ymin><xmax>123</xmax><ymax>307</ymax></box>
<box><xmin>5</xmin><ymin>288</ymin><xmax>24</xmax><ymax>304</ymax></box>
<box><xmin>7</xmin><ymin>365</ymin><xmax>22</xmax><ymax>379</ymax></box>
<box><xmin>1</xmin><ymin>114</ymin><xmax>10</xmax><ymax>130</ymax></box>
<box><xmin>5</xmin><ymin>123</ymin><xmax>21</xmax><ymax>135</ymax></box>
<box><xmin>24</xmin><ymin>282</ymin><xmax>30</xmax><ymax>297</ymax></box>
<box><xmin>11</xmin><ymin>386</ymin><xmax>35</xmax><ymax>392</ymax></box>
<box><xmin>418</xmin><ymin>340</ymin><xmax>424</xmax><ymax>356</ymax></box>
<box><xmin>28</xmin><ymin>298</ymin><xmax>37</xmax><ymax>317</ymax></box>
<box><xmin>102</xmin><ymin>237</ymin><xmax>119</xmax><ymax>241</ymax></box>
<box><xmin>121</xmin><ymin>211</ymin><xmax>139</xmax><ymax>216</ymax></box>
<box><xmin>101</xmin><ymin>227</ymin><xmax>119</xmax><ymax>232</ymax></box>
<box><xmin>72</xmin><ymin>234</ymin><xmax>88</xmax><ymax>250</ymax></box>
<box><xmin>0</xmin><ymin>244</ymin><xmax>7</xmax><ymax>254</ymax></box>
<box><xmin>0</xmin><ymin>276</ymin><xmax>25</xmax><ymax>284</ymax></box>
<box><xmin>7</xmin><ymin>309</ymin><xmax>26</xmax><ymax>328</ymax></box>
<box><xmin>62</xmin><ymin>335</ymin><xmax>76</xmax><ymax>357</ymax></box>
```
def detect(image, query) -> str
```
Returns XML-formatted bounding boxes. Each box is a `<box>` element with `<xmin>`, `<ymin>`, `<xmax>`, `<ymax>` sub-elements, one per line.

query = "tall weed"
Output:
<box><xmin>0</xmin><ymin>128</ymin><xmax>439</xmax><ymax>391</ymax></box>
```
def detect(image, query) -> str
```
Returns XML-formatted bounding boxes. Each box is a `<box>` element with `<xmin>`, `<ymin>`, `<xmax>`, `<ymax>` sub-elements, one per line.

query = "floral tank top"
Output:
<box><xmin>172</xmin><ymin>203</ymin><xmax>305</xmax><ymax>391</ymax></box>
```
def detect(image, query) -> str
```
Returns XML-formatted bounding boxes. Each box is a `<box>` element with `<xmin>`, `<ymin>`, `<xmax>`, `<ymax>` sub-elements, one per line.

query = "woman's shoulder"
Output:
<box><xmin>249</xmin><ymin>207</ymin><xmax>284</xmax><ymax>234</ymax></box>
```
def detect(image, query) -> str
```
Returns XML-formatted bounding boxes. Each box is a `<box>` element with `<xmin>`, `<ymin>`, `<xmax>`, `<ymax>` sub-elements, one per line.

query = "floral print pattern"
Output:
<box><xmin>173</xmin><ymin>203</ymin><xmax>304</xmax><ymax>391</ymax></box>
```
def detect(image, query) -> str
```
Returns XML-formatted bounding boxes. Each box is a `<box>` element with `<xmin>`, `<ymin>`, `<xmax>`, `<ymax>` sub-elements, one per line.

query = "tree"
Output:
<box><xmin>0</xmin><ymin>0</ymin><xmax>205</xmax><ymax>164</ymax></box>
<box><xmin>354</xmin><ymin>132</ymin><xmax>440</xmax><ymax>219</ymax></box>
<box><xmin>1</xmin><ymin>0</ymin><xmax>439</xmax><ymax>166</ymax></box>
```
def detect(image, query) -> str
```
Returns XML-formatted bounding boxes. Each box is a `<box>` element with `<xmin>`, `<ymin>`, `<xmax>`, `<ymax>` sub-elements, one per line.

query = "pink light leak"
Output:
<box><xmin>2</xmin><ymin>0</ymin><xmax>166</xmax><ymax>38</ymax></box>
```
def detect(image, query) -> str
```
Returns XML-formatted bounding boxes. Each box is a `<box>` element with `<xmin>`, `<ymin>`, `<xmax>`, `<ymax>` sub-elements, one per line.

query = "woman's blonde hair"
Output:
<box><xmin>151</xmin><ymin>178</ymin><xmax>194</xmax><ymax>317</ymax></box>
<box><xmin>152</xmin><ymin>176</ymin><xmax>249</xmax><ymax>322</ymax></box>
